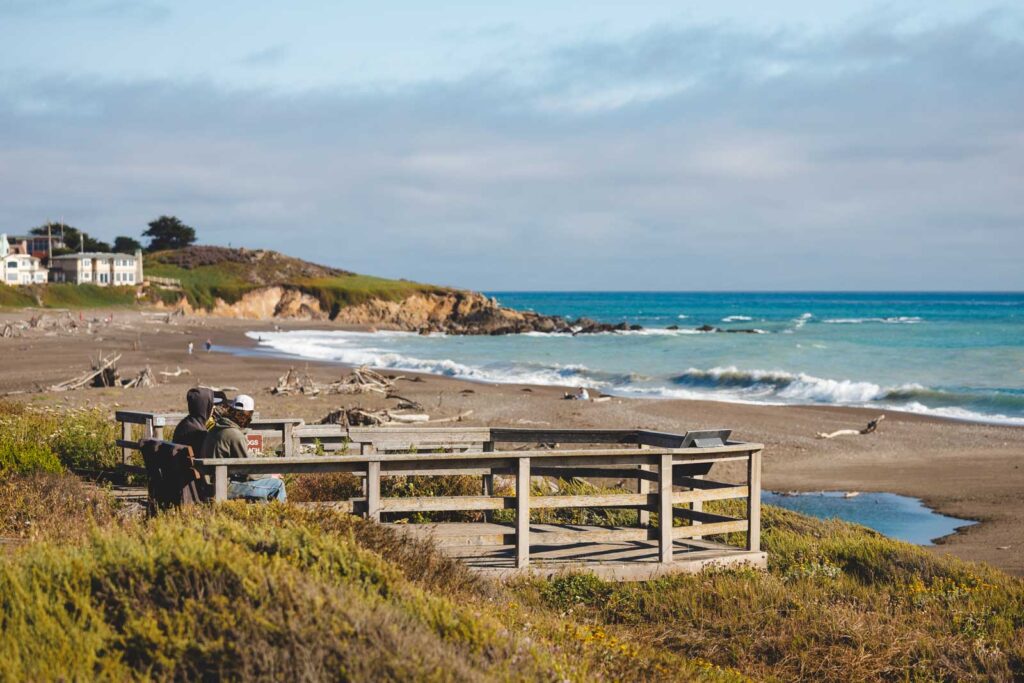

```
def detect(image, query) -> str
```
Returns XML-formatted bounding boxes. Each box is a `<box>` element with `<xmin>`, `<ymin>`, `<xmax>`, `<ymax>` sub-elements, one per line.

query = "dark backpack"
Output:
<box><xmin>140</xmin><ymin>439</ymin><xmax>206</xmax><ymax>514</ymax></box>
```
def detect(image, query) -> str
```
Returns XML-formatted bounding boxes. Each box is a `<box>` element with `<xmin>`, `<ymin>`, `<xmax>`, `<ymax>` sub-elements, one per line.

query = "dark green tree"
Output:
<box><xmin>143</xmin><ymin>216</ymin><xmax>196</xmax><ymax>252</ymax></box>
<box><xmin>112</xmin><ymin>236</ymin><xmax>143</xmax><ymax>254</ymax></box>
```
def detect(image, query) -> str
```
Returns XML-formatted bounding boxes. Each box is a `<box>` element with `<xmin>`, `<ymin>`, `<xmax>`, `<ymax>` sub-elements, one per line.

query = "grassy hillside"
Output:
<box><xmin>145</xmin><ymin>246</ymin><xmax>449</xmax><ymax>313</ymax></box>
<box><xmin>0</xmin><ymin>284</ymin><xmax>136</xmax><ymax>309</ymax></box>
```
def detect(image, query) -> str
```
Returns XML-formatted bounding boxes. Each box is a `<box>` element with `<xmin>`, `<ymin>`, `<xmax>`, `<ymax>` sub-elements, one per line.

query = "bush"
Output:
<box><xmin>0</xmin><ymin>495</ymin><xmax>720</xmax><ymax>682</ymax></box>
<box><xmin>0</xmin><ymin>402</ymin><xmax>119</xmax><ymax>474</ymax></box>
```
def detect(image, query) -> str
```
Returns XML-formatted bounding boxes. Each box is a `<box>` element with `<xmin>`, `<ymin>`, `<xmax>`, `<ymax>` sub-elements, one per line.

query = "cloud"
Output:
<box><xmin>239</xmin><ymin>45</ymin><xmax>289</xmax><ymax>68</ymax></box>
<box><xmin>0</xmin><ymin>12</ymin><xmax>1022</xmax><ymax>289</ymax></box>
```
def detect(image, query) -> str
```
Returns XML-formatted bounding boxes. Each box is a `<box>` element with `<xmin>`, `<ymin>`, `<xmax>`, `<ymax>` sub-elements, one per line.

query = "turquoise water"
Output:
<box><xmin>245</xmin><ymin>292</ymin><xmax>1024</xmax><ymax>425</ymax></box>
<box><xmin>763</xmin><ymin>491</ymin><xmax>975</xmax><ymax>545</ymax></box>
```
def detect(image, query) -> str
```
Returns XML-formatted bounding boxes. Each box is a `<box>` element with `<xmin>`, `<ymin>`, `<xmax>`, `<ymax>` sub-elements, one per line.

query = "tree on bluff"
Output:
<box><xmin>143</xmin><ymin>216</ymin><xmax>196</xmax><ymax>252</ymax></box>
<box><xmin>112</xmin><ymin>236</ymin><xmax>142</xmax><ymax>254</ymax></box>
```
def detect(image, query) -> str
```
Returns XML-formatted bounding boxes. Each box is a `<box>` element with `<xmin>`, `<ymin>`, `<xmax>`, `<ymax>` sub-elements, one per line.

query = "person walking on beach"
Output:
<box><xmin>205</xmin><ymin>338</ymin><xmax>212</xmax><ymax>352</ymax></box>
<box><xmin>187</xmin><ymin>341</ymin><xmax>194</xmax><ymax>355</ymax></box>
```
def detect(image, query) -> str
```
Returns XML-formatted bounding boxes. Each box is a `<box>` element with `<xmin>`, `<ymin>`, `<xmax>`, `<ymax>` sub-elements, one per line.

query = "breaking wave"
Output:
<box><xmin>242</xmin><ymin>331</ymin><xmax>1024</xmax><ymax>426</ymax></box>
<box><xmin>721</xmin><ymin>315</ymin><xmax>753</xmax><ymax>322</ymax></box>
<box><xmin>823</xmin><ymin>316</ymin><xmax>923</xmax><ymax>324</ymax></box>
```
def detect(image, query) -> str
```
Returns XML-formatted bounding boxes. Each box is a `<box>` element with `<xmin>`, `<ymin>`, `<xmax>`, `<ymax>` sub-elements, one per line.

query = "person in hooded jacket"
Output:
<box><xmin>172</xmin><ymin>387</ymin><xmax>218</xmax><ymax>457</ymax></box>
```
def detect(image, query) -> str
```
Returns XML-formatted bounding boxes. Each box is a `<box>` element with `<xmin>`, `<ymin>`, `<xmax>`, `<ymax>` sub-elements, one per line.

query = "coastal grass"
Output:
<box><xmin>0</xmin><ymin>401</ymin><xmax>120</xmax><ymax>474</ymax></box>
<box><xmin>0</xmin><ymin>476</ymin><xmax>730</xmax><ymax>682</ymax></box>
<box><xmin>0</xmin><ymin>283</ymin><xmax>135</xmax><ymax>309</ymax></box>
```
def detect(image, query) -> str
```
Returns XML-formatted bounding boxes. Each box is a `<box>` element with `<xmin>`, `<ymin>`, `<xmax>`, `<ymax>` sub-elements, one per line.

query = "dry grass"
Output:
<box><xmin>0</xmin><ymin>474</ymin><xmax>733</xmax><ymax>682</ymax></box>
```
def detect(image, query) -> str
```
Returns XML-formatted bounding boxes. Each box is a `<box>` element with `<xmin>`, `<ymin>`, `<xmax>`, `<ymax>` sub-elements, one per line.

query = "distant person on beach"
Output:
<box><xmin>187</xmin><ymin>341</ymin><xmax>194</xmax><ymax>355</ymax></box>
<box><xmin>564</xmin><ymin>387</ymin><xmax>589</xmax><ymax>401</ymax></box>
<box><xmin>199</xmin><ymin>394</ymin><xmax>286</xmax><ymax>502</ymax></box>
<box><xmin>172</xmin><ymin>387</ymin><xmax>220</xmax><ymax>457</ymax></box>
<box><xmin>205</xmin><ymin>338</ymin><xmax>212</xmax><ymax>352</ymax></box>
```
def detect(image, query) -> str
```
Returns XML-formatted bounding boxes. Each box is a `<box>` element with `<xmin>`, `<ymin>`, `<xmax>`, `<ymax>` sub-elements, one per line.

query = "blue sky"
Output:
<box><xmin>1</xmin><ymin>1</ymin><xmax>1022</xmax><ymax>290</ymax></box>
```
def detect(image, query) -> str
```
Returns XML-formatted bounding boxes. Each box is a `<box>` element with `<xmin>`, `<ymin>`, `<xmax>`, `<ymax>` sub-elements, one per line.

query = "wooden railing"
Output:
<box><xmin>115</xmin><ymin>411</ymin><xmax>763</xmax><ymax>568</ymax></box>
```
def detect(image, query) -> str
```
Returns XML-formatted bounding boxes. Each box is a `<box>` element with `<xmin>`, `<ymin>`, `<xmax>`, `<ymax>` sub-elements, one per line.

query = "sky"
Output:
<box><xmin>1</xmin><ymin>1</ymin><xmax>1022</xmax><ymax>290</ymax></box>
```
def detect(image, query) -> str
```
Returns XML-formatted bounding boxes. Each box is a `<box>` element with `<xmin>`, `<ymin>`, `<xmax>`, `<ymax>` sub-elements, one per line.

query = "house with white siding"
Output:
<box><xmin>48</xmin><ymin>250</ymin><xmax>144</xmax><ymax>286</ymax></box>
<box><xmin>1</xmin><ymin>234</ymin><xmax>48</xmax><ymax>285</ymax></box>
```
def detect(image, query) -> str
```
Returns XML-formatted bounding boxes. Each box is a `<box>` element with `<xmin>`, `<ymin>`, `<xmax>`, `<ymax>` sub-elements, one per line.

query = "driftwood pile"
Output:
<box><xmin>47</xmin><ymin>353</ymin><xmax>155</xmax><ymax>392</ymax></box>
<box><xmin>271</xmin><ymin>366</ymin><xmax>402</xmax><ymax>397</ymax></box>
<box><xmin>319</xmin><ymin>407</ymin><xmax>473</xmax><ymax>427</ymax></box>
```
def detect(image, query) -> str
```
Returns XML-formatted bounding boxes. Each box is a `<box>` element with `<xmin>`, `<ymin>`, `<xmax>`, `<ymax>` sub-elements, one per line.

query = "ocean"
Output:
<box><xmin>244</xmin><ymin>292</ymin><xmax>1024</xmax><ymax>426</ymax></box>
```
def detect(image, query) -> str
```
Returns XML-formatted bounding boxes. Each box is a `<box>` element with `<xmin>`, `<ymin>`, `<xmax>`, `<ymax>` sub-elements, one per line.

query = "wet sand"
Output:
<box><xmin>2</xmin><ymin>309</ymin><xmax>1023</xmax><ymax>574</ymax></box>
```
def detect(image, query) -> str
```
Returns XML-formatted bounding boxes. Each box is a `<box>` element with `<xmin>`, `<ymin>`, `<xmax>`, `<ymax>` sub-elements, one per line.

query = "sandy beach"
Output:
<box><xmin>3</xmin><ymin>308</ymin><xmax>1023</xmax><ymax>575</ymax></box>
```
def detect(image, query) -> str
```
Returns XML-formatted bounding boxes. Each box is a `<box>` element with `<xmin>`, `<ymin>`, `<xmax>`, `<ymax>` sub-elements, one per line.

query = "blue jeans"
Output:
<box><xmin>228</xmin><ymin>477</ymin><xmax>287</xmax><ymax>503</ymax></box>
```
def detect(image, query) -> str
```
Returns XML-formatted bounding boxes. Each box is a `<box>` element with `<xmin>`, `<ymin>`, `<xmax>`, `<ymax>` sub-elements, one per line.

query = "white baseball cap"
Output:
<box><xmin>231</xmin><ymin>394</ymin><xmax>255</xmax><ymax>412</ymax></box>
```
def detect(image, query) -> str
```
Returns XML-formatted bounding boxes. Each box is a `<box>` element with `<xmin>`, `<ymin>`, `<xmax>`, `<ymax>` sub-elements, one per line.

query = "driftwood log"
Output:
<box><xmin>817</xmin><ymin>414</ymin><xmax>885</xmax><ymax>439</ymax></box>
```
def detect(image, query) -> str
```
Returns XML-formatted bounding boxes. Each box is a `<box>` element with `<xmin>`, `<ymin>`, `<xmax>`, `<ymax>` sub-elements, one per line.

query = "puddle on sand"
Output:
<box><xmin>763</xmin><ymin>491</ymin><xmax>976</xmax><ymax>545</ymax></box>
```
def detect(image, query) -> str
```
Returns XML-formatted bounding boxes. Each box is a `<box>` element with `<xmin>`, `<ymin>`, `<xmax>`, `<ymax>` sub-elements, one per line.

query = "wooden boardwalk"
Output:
<box><xmin>116</xmin><ymin>413</ymin><xmax>766</xmax><ymax>580</ymax></box>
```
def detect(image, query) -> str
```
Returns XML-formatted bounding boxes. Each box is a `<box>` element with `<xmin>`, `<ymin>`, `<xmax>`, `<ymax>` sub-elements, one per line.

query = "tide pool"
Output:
<box><xmin>763</xmin><ymin>491</ymin><xmax>975</xmax><ymax>545</ymax></box>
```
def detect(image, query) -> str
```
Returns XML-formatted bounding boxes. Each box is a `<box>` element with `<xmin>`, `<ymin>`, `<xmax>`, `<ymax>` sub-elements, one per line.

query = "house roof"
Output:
<box><xmin>50</xmin><ymin>252</ymin><xmax>138</xmax><ymax>260</ymax></box>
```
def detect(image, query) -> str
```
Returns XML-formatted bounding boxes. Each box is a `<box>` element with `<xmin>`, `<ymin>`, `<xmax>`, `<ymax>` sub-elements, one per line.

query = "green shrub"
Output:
<box><xmin>0</xmin><ymin>403</ymin><xmax>118</xmax><ymax>473</ymax></box>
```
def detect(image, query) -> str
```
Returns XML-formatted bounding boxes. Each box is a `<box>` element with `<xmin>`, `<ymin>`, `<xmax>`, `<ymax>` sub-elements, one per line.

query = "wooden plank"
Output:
<box><xmin>115</xmin><ymin>411</ymin><xmax>158</xmax><ymax>425</ymax></box>
<box><xmin>532</xmin><ymin>493</ymin><xmax>649</xmax><ymax>509</ymax></box>
<box><xmin>658</xmin><ymin>453</ymin><xmax>673</xmax><ymax>563</ymax></box>
<box><xmin>116</xmin><ymin>439</ymin><xmax>140</xmax><ymax>450</ymax></box>
<box><xmin>675</xmin><ymin>475</ymin><xmax>734</xmax><ymax>490</ymax></box>
<box><xmin>671</xmin><ymin>508</ymin><xmax>741</xmax><ymax>525</ymax></box>
<box><xmin>673</xmin><ymin>486</ymin><xmax>749</xmax><ymax>504</ymax></box>
<box><xmin>531</xmin><ymin>466</ymin><xmax>659</xmax><ymax>481</ymax></box>
<box><xmin>673</xmin><ymin>520</ymin><xmax>748</xmax><ymax>539</ymax></box>
<box><xmin>194</xmin><ymin>443</ymin><xmax>755</xmax><ymax>467</ymax></box>
<box><xmin>380</xmin><ymin>496</ymin><xmax>511</xmax><ymax>513</ymax></box>
<box><xmin>294</xmin><ymin>424</ymin><xmax>346</xmax><ymax>438</ymax></box>
<box><xmin>748</xmin><ymin>449</ymin><xmax>762</xmax><ymax>552</ymax></box>
<box><xmin>490</xmin><ymin>428</ymin><xmax>640</xmax><ymax>444</ymax></box>
<box><xmin>366</xmin><ymin>461</ymin><xmax>381</xmax><ymax>522</ymax></box>
<box><xmin>638</xmin><ymin>430</ymin><xmax>686</xmax><ymax>448</ymax></box>
<box><xmin>214</xmin><ymin>465</ymin><xmax>228</xmax><ymax>502</ymax></box>
<box><xmin>516</xmin><ymin>457</ymin><xmax>530</xmax><ymax>569</ymax></box>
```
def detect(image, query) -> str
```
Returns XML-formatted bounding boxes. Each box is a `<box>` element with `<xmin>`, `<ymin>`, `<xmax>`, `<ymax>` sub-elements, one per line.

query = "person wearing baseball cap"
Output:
<box><xmin>198</xmin><ymin>393</ymin><xmax>286</xmax><ymax>502</ymax></box>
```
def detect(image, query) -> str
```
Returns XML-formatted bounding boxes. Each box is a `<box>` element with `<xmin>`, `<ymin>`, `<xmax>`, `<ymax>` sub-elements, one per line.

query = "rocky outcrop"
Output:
<box><xmin>332</xmin><ymin>291</ymin><xmax>566</xmax><ymax>335</ymax></box>
<box><xmin>159</xmin><ymin>286</ymin><xmax>329</xmax><ymax>320</ymax></box>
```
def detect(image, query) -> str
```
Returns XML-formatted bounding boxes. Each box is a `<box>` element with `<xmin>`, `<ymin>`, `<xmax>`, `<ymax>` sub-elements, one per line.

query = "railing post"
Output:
<box><xmin>690</xmin><ymin>473</ymin><xmax>704</xmax><ymax>540</ymax></box>
<box><xmin>214</xmin><ymin>465</ymin><xmax>228</xmax><ymax>502</ymax></box>
<box><xmin>121</xmin><ymin>419</ymin><xmax>132</xmax><ymax>465</ymax></box>
<box><xmin>636</xmin><ymin>443</ymin><xmax>650</xmax><ymax>527</ymax></box>
<box><xmin>747</xmin><ymin>449</ymin><xmax>762</xmax><ymax>552</ymax></box>
<box><xmin>658</xmin><ymin>453</ymin><xmax>674</xmax><ymax>563</ymax></box>
<box><xmin>283</xmin><ymin>422</ymin><xmax>294</xmax><ymax>457</ymax></box>
<box><xmin>367</xmin><ymin>460</ymin><xmax>381</xmax><ymax>522</ymax></box>
<box><xmin>516</xmin><ymin>457</ymin><xmax>530</xmax><ymax>569</ymax></box>
<box><xmin>482</xmin><ymin>441</ymin><xmax>494</xmax><ymax>523</ymax></box>
<box><xmin>153</xmin><ymin>415</ymin><xmax>166</xmax><ymax>442</ymax></box>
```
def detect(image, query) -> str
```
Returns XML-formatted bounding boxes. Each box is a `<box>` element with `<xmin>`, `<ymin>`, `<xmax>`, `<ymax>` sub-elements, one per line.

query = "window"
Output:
<box><xmin>7</xmin><ymin>261</ymin><xmax>16</xmax><ymax>269</ymax></box>
<box><xmin>6</xmin><ymin>274</ymin><xmax>16</xmax><ymax>282</ymax></box>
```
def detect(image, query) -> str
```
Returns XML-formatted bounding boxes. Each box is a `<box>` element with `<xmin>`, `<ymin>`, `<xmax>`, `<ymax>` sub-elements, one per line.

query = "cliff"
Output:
<box><xmin>144</xmin><ymin>246</ymin><xmax>599</xmax><ymax>334</ymax></box>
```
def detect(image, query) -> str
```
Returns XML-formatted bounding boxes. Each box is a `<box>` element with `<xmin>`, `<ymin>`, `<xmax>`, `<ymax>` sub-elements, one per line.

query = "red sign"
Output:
<box><xmin>246</xmin><ymin>434</ymin><xmax>264</xmax><ymax>455</ymax></box>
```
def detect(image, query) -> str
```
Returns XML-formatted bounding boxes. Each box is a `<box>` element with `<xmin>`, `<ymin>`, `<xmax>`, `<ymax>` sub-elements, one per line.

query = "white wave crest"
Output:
<box><xmin>823</xmin><ymin>316</ymin><xmax>923</xmax><ymax>325</ymax></box>
<box><xmin>721</xmin><ymin>315</ymin><xmax>753</xmax><ymax>322</ymax></box>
